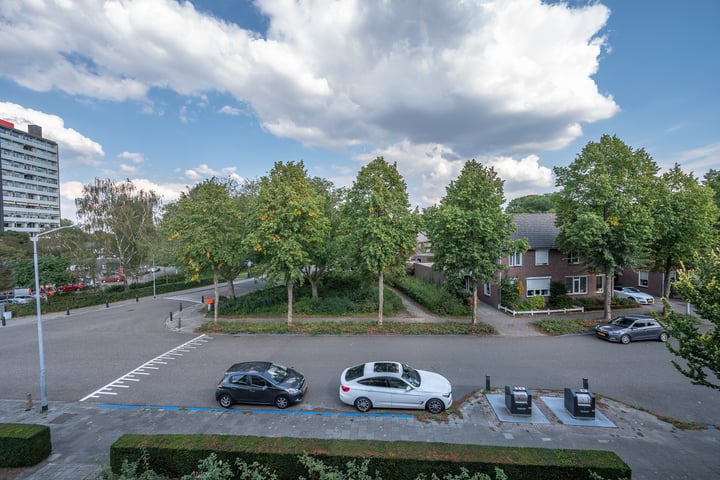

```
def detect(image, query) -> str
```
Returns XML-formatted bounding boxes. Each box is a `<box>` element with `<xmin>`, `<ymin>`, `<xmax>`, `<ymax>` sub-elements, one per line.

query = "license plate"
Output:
<box><xmin>597</xmin><ymin>332</ymin><xmax>607</xmax><ymax>337</ymax></box>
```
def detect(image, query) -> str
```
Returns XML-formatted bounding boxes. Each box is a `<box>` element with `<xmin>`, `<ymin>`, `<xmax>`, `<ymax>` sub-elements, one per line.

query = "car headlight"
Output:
<box><xmin>286</xmin><ymin>388</ymin><xmax>299</xmax><ymax>395</ymax></box>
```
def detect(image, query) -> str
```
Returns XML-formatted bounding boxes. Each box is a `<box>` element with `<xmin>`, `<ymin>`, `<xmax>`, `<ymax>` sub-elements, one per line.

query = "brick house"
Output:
<box><xmin>413</xmin><ymin>213</ymin><xmax>663</xmax><ymax>308</ymax></box>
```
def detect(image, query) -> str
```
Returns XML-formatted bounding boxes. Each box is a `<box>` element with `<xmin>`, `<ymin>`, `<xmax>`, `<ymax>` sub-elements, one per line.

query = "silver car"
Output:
<box><xmin>339</xmin><ymin>361</ymin><xmax>452</xmax><ymax>414</ymax></box>
<box><xmin>594</xmin><ymin>315</ymin><xmax>668</xmax><ymax>344</ymax></box>
<box><xmin>613</xmin><ymin>286</ymin><xmax>655</xmax><ymax>304</ymax></box>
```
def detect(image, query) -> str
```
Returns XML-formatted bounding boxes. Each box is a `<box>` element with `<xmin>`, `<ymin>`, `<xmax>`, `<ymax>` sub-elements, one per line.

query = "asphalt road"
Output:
<box><xmin>1</xmin><ymin>279</ymin><xmax>717</xmax><ymax>426</ymax></box>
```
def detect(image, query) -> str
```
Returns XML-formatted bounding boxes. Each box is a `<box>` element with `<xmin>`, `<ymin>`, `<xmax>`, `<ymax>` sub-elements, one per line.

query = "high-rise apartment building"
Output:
<box><xmin>0</xmin><ymin>119</ymin><xmax>61</xmax><ymax>234</ymax></box>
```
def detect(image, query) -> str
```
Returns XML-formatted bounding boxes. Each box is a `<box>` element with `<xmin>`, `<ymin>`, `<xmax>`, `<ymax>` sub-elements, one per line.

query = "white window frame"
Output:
<box><xmin>464</xmin><ymin>276</ymin><xmax>473</xmax><ymax>294</ymax></box>
<box><xmin>483</xmin><ymin>282</ymin><xmax>491</xmax><ymax>297</ymax></box>
<box><xmin>568</xmin><ymin>252</ymin><xmax>580</xmax><ymax>264</ymax></box>
<box><xmin>566</xmin><ymin>276</ymin><xmax>588</xmax><ymax>295</ymax></box>
<box><xmin>535</xmin><ymin>249</ymin><xmax>549</xmax><ymax>266</ymax></box>
<box><xmin>509</xmin><ymin>251</ymin><xmax>522</xmax><ymax>267</ymax></box>
<box><xmin>595</xmin><ymin>275</ymin><xmax>604</xmax><ymax>293</ymax></box>
<box><xmin>638</xmin><ymin>271</ymin><xmax>649</xmax><ymax>287</ymax></box>
<box><xmin>526</xmin><ymin>276</ymin><xmax>551</xmax><ymax>297</ymax></box>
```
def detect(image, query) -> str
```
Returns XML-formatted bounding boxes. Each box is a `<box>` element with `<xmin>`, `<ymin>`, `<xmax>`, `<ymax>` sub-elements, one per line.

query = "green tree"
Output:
<box><xmin>663</xmin><ymin>249</ymin><xmax>720</xmax><ymax>391</ymax></box>
<box><xmin>505</xmin><ymin>193</ymin><xmax>556</xmax><ymax>214</ymax></box>
<box><xmin>162</xmin><ymin>178</ymin><xmax>246</xmax><ymax>322</ymax></box>
<box><xmin>1</xmin><ymin>231</ymin><xmax>32</xmax><ymax>292</ymax></box>
<box><xmin>425</xmin><ymin>160</ymin><xmax>527</xmax><ymax>324</ymax></box>
<box><xmin>76</xmin><ymin>178</ymin><xmax>160</xmax><ymax>291</ymax></box>
<box><xmin>554</xmin><ymin>134</ymin><xmax>659</xmax><ymax>320</ymax></box>
<box><xmin>650</xmin><ymin>165</ymin><xmax>719</xmax><ymax>304</ymax></box>
<box><xmin>249</xmin><ymin>161</ymin><xmax>329</xmax><ymax>324</ymax></box>
<box><xmin>342</xmin><ymin>157</ymin><xmax>417</xmax><ymax>325</ymax></box>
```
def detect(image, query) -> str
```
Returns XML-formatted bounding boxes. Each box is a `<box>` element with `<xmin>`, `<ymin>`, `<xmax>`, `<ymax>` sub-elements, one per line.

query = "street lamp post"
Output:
<box><xmin>31</xmin><ymin>224</ymin><xmax>81</xmax><ymax>413</ymax></box>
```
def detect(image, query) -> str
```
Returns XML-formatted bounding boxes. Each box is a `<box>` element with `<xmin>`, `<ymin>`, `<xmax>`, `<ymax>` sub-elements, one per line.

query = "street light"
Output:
<box><xmin>32</xmin><ymin>224</ymin><xmax>82</xmax><ymax>413</ymax></box>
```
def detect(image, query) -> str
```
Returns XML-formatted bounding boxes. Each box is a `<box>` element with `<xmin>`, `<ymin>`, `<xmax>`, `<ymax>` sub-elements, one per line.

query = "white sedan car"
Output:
<box><xmin>339</xmin><ymin>361</ymin><xmax>452</xmax><ymax>414</ymax></box>
<box><xmin>613</xmin><ymin>286</ymin><xmax>655</xmax><ymax>304</ymax></box>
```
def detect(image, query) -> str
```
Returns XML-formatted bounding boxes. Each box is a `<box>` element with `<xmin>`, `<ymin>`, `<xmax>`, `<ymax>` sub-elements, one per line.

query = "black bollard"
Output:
<box><xmin>66</xmin><ymin>307</ymin><xmax>70</xmax><ymax>316</ymax></box>
<box><xmin>170</xmin><ymin>311</ymin><xmax>173</xmax><ymax>322</ymax></box>
<box><xmin>106</xmin><ymin>301</ymin><xmax>109</xmax><ymax>308</ymax></box>
<box><xmin>201</xmin><ymin>295</ymin><xmax>204</xmax><ymax>303</ymax></box>
<box><xmin>179</xmin><ymin>302</ymin><xmax>183</xmax><ymax>312</ymax></box>
<box><xmin>583</xmin><ymin>378</ymin><xmax>589</xmax><ymax>390</ymax></box>
<box><xmin>136</xmin><ymin>296</ymin><xmax>139</xmax><ymax>303</ymax></box>
<box><xmin>485</xmin><ymin>375</ymin><xmax>491</xmax><ymax>391</ymax></box>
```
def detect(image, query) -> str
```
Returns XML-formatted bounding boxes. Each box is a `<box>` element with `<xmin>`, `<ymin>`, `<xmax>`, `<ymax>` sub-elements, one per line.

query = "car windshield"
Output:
<box><xmin>625</xmin><ymin>287</ymin><xmax>641</xmax><ymax>293</ymax></box>
<box><xmin>265</xmin><ymin>363</ymin><xmax>289</xmax><ymax>383</ymax></box>
<box><xmin>611</xmin><ymin>317</ymin><xmax>634</xmax><ymax>327</ymax></box>
<box><xmin>401</xmin><ymin>364</ymin><xmax>421</xmax><ymax>388</ymax></box>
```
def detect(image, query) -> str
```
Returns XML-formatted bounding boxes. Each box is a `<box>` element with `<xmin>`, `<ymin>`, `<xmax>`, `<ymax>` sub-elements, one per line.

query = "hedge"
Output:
<box><xmin>0</xmin><ymin>423</ymin><xmax>51</xmax><ymax>467</ymax></box>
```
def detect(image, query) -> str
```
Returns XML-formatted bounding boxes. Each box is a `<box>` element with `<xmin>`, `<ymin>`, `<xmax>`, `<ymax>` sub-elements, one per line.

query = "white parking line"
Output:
<box><xmin>80</xmin><ymin>334</ymin><xmax>210</xmax><ymax>402</ymax></box>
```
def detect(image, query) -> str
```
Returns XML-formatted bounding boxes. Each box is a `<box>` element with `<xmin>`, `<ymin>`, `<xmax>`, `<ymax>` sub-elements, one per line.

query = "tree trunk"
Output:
<box><xmin>227</xmin><ymin>277</ymin><xmax>236</xmax><ymax>299</ymax></box>
<box><xmin>604</xmin><ymin>271</ymin><xmax>613</xmax><ymax>321</ymax></box>
<box><xmin>662</xmin><ymin>257</ymin><xmax>673</xmax><ymax>315</ymax></box>
<box><xmin>287</xmin><ymin>282</ymin><xmax>293</xmax><ymax>325</ymax></box>
<box><xmin>213</xmin><ymin>269</ymin><xmax>219</xmax><ymax>323</ymax></box>
<box><xmin>378</xmin><ymin>270</ymin><xmax>384</xmax><ymax>326</ymax></box>
<box><xmin>309</xmin><ymin>277</ymin><xmax>318</xmax><ymax>298</ymax></box>
<box><xmin>472</xmin><ymin>284</ymin><xmax>478</xmax><ymax>325</ymax></box>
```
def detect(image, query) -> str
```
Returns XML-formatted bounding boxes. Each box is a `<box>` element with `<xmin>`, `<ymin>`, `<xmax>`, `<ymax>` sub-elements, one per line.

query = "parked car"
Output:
<box><xmin>339</xmin><ymin>361</ymin><xmax>453</xmax><ymax>414</ymax></box>
<box><xmin>9</xmin><ymin>295</ymin><xmax>34</xmax><ymax>304</ymax></box>
<box><xmin>613</xmin><ymin>286</ymin><xmax>655</xmax><ymax>304</ymax></box>
<box><xmin>215</xmin><ymin>361</ymin><xmax>307</xmax><ymax>409</ymax></box>
<box><xmin>101</xmin><ymin>273</ymin><xmax>124</xmax><ymax>283</ymax></box>
<box><xmin>59</xmin><ymin>282</ymin><xmax>83</xmax><ymax>292</ymax></box>
<box><xmin>594</xmin><ymin>315</ymin><xmax>668</xmax><ymax>344</ymax></box>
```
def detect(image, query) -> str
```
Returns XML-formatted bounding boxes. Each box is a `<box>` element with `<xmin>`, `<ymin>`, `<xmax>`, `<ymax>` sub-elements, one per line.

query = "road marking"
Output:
<box><xmin>80</xmin><ymin>335</ymin><xmax>210</xmax><ymax>402</ymax></box>
<box><xmin>98</xmin><ymin>403</ymin><xmax>415</xmax><ymax>418</ymax></box>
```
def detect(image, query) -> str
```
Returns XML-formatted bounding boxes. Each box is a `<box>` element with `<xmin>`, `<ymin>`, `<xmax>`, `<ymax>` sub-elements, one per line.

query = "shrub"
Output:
<box><xmin>548</xmin><ymin>282</ymin><xmax>573</xmax><ymax>309</ymax></box>
<box><xmin>0</xmin><ymin>423</ymin><xmax>51</xmax><ymax>468</ymax></box>
<box><xmin>515</xmin><ymin>296</ymin><xmax>546</xmax><ymax>312</ymax></box>
<box><xmin>390</xmin><ymin>274</ymin><xmax>470</xmax><ymax>317</ymax></box>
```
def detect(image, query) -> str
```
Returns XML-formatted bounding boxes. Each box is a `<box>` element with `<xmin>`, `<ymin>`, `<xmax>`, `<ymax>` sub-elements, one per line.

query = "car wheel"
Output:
<box><xmin>426</xmin><ymin>398</ymin><xmax>445</xmax><ymax>414</ymax></box>
<box><xmin>218</xmin><ymin>393</ymin><xmax>233</xmax><ymax>409</ymax></box>
<box><xmin>620</xmin><ymin>334</ymin><xmax>631</xmax><ymax>345</ymax></box>
<box><xmin>274</xmin><ymin>395</ymin><xmax>290</xmax><ymax>409</ymax></box>
<box><xmin>354</xmin><ymin>397</ymin><xmax>372</xmax><ymax>413</ymax></box>
<box><xmin>659</xmin><ymin>332</ymin><xmax>669</xmax><ymax>342</ymax></box>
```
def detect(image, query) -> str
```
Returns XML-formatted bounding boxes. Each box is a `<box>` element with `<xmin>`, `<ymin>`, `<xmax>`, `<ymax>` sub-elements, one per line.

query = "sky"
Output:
<box><xmin>1</xmin><ymin>0</ymin><xmax>718</xmax><ymax>222</ymax></box>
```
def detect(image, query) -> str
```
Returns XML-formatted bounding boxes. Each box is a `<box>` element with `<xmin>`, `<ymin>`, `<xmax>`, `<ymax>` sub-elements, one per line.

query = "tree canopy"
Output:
<box><xmin>663</xmin><ymin>249</ymin><xmax>720</xmax><ymax>391</ymax></box>
<box><xmin>425</xmin><ymin>160</ymin><xmax>525</xmax><ymax>324</ymax></box>
<box><xmin>342</xmin><ymin>157</ymin><xmax>417</xmax><ymax>324</ymax></box>
<box><xmin>554</xmin><ymin>134</ymin><xmax>659</xmax><ymax>320</ymax></box>
<box><xmin>506</xmin><ymin>193</ymin><xmax>555</xmax><ymax>214</ymax></box>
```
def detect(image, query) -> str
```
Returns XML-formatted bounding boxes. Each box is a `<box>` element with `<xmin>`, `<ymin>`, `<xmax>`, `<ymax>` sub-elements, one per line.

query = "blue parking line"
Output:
<box><xmin>98</xmin><ymin>403</ymin><xmax>413</xmax><ymax>418</ymax></box>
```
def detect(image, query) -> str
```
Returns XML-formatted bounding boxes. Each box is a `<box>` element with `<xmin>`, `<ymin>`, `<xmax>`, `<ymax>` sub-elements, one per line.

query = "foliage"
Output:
<box><xmin>499</xmin><ymin>278</ymin><xmax>521</xmax><ymax>310</ymax></box>
<box><xmin>100</xmin><ymin>450</ymin><xmax>167</xmax><ymax>480</ymax></box>
<box><xmin>76</xmin><ymin>178</ymin><xmax>160</xmax><ymax>290</ymax></box>
<box><xmin>249</xmin><ymin>161</ymin><xmax>330</xmax><ymax>323</ymax></box>
<box><xmin>424</xmin><ymin>160</ymin><xmax>526</xmax><ymax>324</ymax></box>
<box><xmin>533</xmin><ymin>318</ymin><xmax>602</xmax><ymax>336</ymax></box>
<box><xmin>342</xmin><ymin>157</ymin><xmax>417</xmax><ymax>324</ymax></box>
<box><xmin>390</xmin><ymin>274</ymin><xmax>471</xmax><ymax>317</ymax></box>
<box><xmin>505</xmin><ymin>194</ymin><xmax>555</xmax><ymax>214</ymax></box>
<box><xmin>649</xmin><ymin>164</ymin><xmax>719</xmax><ymax>299</ymax></box>
<box><xmin>161</xmin><ymin>178</ymin><xmax>249</xmax><ymax>321</ymax></box>
<box><xmin>663</xmin><ymin>249</ymin><xmax>720</xmax><ymax>391</ymax></box>
<box><xmin>548</xmin><ymin>281</ymin><xmax>573</xmax><ymax>309</ymax></box>
<box><xmin>553</xmin><ymin>134</ymin><xmax>659</xmax><ymax>320</ymax></box>
<box><xmin>515</xmin><ymin>296</ymin><xmax>546</xmax><ymax>312</ymax></box>
<box><xmin>10</xmin><ymin>255</ymin><xmax>72</xmax><ymax>289</ymax></box>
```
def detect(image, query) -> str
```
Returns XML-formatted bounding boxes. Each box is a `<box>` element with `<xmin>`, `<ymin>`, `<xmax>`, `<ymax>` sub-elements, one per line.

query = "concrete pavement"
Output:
<box><xmin>2</xmin><ymin>292</ymin><xmax>718</xmax><ymax>479</ymax></box>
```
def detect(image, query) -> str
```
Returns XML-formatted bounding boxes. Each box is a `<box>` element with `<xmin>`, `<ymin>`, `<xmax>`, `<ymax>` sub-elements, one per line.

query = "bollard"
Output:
<box><xmin>106</xmin><ymin>301</ymin><xmax>109</xmax><ymax>308</ymax></box>
<box><xmin>485</xmin><ymin>375</ymin><xmax>491</xmax><ymax>391</ymax></box>
<box><xmin>25</xmin><ymin>393</ymin><xmax>32</xmax><ymax>411</ymax></box>
<box><xmin>1</xmin><ymin>315</ymin><xmax>5</xmax><ymax>327</ymax></box>
<box><xmin>170</xmin><ymin>311</ymin><xmax>173</xmax><ymax>322</ymax></box>
<box><xmin>136</xmin><ymin>296</ymin><xmax>139</xmax><ymax>303</ymax></box>
<box><xmin>66</xmin><ymin>306</ymin><xmax>70</xmax><ymax>316</ymax></box>
<box><xmin>179</xmin><ymin>302</ymin><xmax>183</xmax><ymax>312</ymax></box>
<box><xmin>201</xmin><ymin>295</ymin><xmax>204</xmax><ymax>303</ymax></box>
<box><xmin>582</xmin><ymin>378</ymin><xmax>589</xmax><ymax>390</ymax></box>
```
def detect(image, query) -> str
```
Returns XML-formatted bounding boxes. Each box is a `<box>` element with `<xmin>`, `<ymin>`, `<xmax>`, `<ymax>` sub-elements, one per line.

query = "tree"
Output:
<box><xmin>425</xmin><ymin>160</ymin><xmax>527</xmax><ymax>324</ymax></box>
<box><xmin>76</xmin><ymin>178</ymin><xmax>160</xmax><ymax>290</ymax></box>
<box><xmin>1</xmin><ymin>231</ymin><xmax>32</xmax><ymax>292</ymax></box>
<box><xmin>663</xmin><ymin>249</ymin><xmax>720</xmax><ymax>391</ymax></box>
<box><xmin>342</xmin><ymin>157</ymin><xmax>417</xmax><ymax>325</ymax></box>
<box><xmin>554</xmin><ymin>135</ymin><xmax>659</xmax><ymax>320</ymax></box>
<box><xmin>650</xmin><ymin>164</ymin><xmax>719</xmax><ymax>304</ymax></box>
<box><xmin>249</xmin><ymin>161</ymin><xmax>329</xmax><ymax>324</ymax></box>
<box><xmin>505</xmin><ymin>193</ymin><xmax>556</xmax><ymax>214</ymax></box>
<box><xmin>161</xmin><ymin>178</ymin><xmax>247</xmax><ymax>322</ymax></box>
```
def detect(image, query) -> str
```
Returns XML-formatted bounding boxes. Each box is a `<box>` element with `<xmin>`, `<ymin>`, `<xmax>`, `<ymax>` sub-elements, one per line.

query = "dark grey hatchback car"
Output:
<box><xmin>594</xmin><ymin>315</ymin><xmax>668</xmax><ymax>344</ymax></box>
<box><xmin>215</xmin><ymin>361</ymin><xmax>307</xmax><ymax>409</ymax></box>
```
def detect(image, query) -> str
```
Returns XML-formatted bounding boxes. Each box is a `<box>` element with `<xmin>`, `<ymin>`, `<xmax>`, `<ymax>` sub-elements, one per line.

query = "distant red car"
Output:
<box><xmin>59</xmin><ymin>283</ymin><xmax>83</xmax><ymax>292</ymax></box>
<box><xmin>101</xmin><ymin>273</ymin><xmax>124</xmax><ymax>283</ymax></box>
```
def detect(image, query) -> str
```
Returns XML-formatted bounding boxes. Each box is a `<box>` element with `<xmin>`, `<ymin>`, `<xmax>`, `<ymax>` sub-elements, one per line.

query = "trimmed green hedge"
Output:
<box><xmin>110</xmin><ymin>434</ymin><xmax>630</xmax><ymax>480</ymax></box>
<box><xmin>0</xmin><ymin>423</ymin><xmax>51</xmax><ymax>467</ymax></box>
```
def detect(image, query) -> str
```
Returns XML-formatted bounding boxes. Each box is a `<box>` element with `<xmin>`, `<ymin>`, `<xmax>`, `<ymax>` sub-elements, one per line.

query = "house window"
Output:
<box><xmin>483</xmin><ymin>282</ymin><xmax>491</xmax><ymax>296</ymax></box>
<box><xmin>595</xmin><ymin>275</ymin><xmax>604</xmax><ymax>293</ymax></box>
<box><xmin>526</xmin><ymin>277</ymin><xmax>551</xmax><ymax>297</ymax></box>
<box><xmin>566</xmin><ymin>276</ymin><xmax>588</xmax><ymax>294</ymax></box>
<box><xmin>535</xmin><ymin>249</ymin><xmax>549</xmax><ymax>265</ymax></box>
<box><xmin>638</xmin><ymin>271</ymin><xmax>649</xmax><ymax>287</ymax></box>
<box><xmin>509</xmin><ymin>251</ymin><xmax>522</xmax><ymax>267</ymax></box>
<box><xmin>568</xmin><ymin>252</ymin><xmax>580</xmax><ymax>264</ymax></box>
<box><xmin>464</xmin><ymin>276</ymin><xmax>472</xmax><ymax>294</ymax></box>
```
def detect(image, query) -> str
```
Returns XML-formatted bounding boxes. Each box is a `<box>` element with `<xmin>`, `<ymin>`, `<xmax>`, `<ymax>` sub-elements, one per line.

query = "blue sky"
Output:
<box><xmin>1</xmin><ymin>0</ymin><xmax>718</xmax><ymax>221</ymax></box>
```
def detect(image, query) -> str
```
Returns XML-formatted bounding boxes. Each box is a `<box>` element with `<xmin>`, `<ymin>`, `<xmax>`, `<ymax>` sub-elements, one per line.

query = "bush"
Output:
<box><xmin>390</xmin><ymin>274</ymin><xmax>470</xmax><ymax>317</ymax></box>
<box><xmin>548</xmin><ymin>282</ymin><xmax>573</xmax><ymax>309</ymax></box>
<box><xmin>0</xmin><ymin>423</ymin><xmax>51</xmax><ymax>467</ymax></box>
<box><xmin>515</xmin><ymin>296</ymin><xmax>545</xmax><ymax>312</ymax></box>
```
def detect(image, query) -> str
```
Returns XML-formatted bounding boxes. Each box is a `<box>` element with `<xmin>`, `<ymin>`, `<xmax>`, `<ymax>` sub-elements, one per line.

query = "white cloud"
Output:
<box><xmin>119</xmin><ymin>164</ymin><xmax>139</xmax><ymax>174</ymax></box>
<box><xmin>118</xmin><ymin>151</ymin><xmax>144</xmax><ymax>163</ymax></box>
<box><xmin>219</xmin><ymin>105</ymin><xmax>242</xmax><ymax>115</ymax></box>
<box><xmin>0</xmin><ymin>102</ymin><xmax>104</xmax><ymax>168</ymax></box>
<box><xmin>663</xmin><ymin>143</ymin><xmax>720</xmax><ymax>177</ymax></box>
